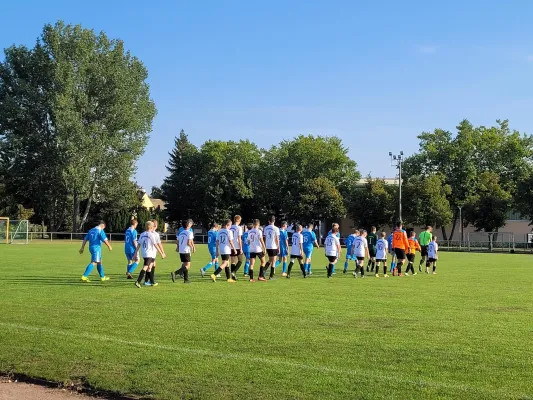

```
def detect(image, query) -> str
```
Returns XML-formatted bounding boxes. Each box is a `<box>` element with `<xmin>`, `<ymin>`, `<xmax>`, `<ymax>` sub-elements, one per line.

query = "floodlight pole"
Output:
<box><xmin>458</xmin><ymin>205</ymin><xmax>463</xmax><ymax>248</ymax></box>
<box><xmin>389</xmin><ymin>151</ymin><xmax>404</xmax><ymax>222</ymax></box>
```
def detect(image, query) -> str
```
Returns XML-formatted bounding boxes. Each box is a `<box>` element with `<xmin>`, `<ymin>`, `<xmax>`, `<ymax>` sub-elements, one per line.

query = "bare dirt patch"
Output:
<box><xmin>0</xmin><ymin>380</ymin><xmax>98</xmax><ymax>400</ymax></box>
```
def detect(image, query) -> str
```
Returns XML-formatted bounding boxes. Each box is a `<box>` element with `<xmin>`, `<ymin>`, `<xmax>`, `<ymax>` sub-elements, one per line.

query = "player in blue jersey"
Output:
<box><xmin>302</xmin><ymin>223</ymin><xmax>319</xmax><ymax>275</ymax></box>
<box><xmin>279</xmin><ymin>221</ymin><xmax>289</xmax><ymax>276</ymax></box>
<box><xmin>125</xmin><ymin>219</ymin><xmax>139</xmax><ymax>279</ymax></box>
<box><xmin>387</xmin><ymin>232</ymin><xmax>396</xmax><ymax>273</ymax></box>
<box><xmin>79</xmin><ymin>221</ymin><xmax>112</xmax><ymax>282</ymax></box>
<box><xmin>242</xmin><ymin>223</ymin><xmax>252</xmax><ymax>276</ymax></box>
<box><xmin>343</xmin><ymin>228</ymin><xmax>358</xmax><ymax>273</ymax></box>
<box><xmin>201</xmin><ymin>223</ymin><xmax>219</xmax><ymax>277</ymax></box>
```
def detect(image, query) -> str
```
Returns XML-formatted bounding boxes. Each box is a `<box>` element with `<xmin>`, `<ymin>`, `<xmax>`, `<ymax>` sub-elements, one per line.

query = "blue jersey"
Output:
<box><xmin>85</xmin><ymin>227</ymin><xmax>107</xmax><ymax>249</ymax></box>
<box><xmin>242</xmin><ymin>231</ymin><xmax>250</xmax><ymax>253</ymax></box>
<box><xmin>124</xmin><ymin>227</ymin><xmax>138</xmax><ymax>254</ymax></box>
<box><xmin>345</xmin><ymin>234</ymin><xmax>355</xmax><ymax>253</ymax></box>
<box><xmin>328</xmin><ymin>229</ymin><xmax>341</xmax><ymax>238</ymax></box>
<box><xmin>207</xmin><ymin>230</ymin><xmax>218</xmax><ymax>249</ymax></box>
<box><xmin>279</xmin><ymin>229</ymin><xmax>288</xmax><ymax>250</ymax></box>
<box><xmin>302</xmin><ymin>229</ymin><xmax>317</xmax><ymax>249</ymax></box>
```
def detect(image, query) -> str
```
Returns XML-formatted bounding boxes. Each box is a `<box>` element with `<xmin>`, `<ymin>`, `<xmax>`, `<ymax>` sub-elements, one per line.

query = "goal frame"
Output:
<box><xmin>467</xmin><ymin>231</ymin><xmax>515</xmax><ymax>252</ymax></box>
<box><xmin>8</xmin><ymin>219</ymin><xmax>29</xmax><ymax>245</ymax></box>
<box><xmin>0</xmin><ymin>217</ymin><xmax>8</xmax><ymax>244</ymax></box>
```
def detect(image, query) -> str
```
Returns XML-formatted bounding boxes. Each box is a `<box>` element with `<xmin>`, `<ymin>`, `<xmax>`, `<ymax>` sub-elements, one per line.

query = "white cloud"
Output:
<box><xmin>418</xmin><ymin>45</ymin><xmax>438</xmax><ymax>54</ymax></box>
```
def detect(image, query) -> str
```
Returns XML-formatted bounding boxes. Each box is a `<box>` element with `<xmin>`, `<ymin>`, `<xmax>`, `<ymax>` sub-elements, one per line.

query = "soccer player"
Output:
<box><xmin>248</xmin><ymin>219</ymin><xmax>266</xmax><ymax>282</ymax></box>
<box><xmin>287</xmin><ymin>223</ymin><xmax>305</xmax><ymax>278</ymax></box>
<box><xmin>125</xmin><ymin>219</ymin><xmax>139</xmax><ymax>279</ymax></box>
<box><xmin>406</xmin><ymin>231</ymin><xmax>421</xmax><ymax>276</ymax></box>
<box><xmin>375</xmin><ymin>231</ymin><xmax>389</xmax><ymax>278</ymax></box>
<box><xmin>134</xmin><ymin>221</ymin><xmax>165</xmax><ymax>288</ymax></box>
<box><xmin>352</xmin><ymin>230</ymin><xmax>369</xmax><ymax>278</ymax></box>
<box><xmin>201</xmin><ymin>223</ymin><xmax>219</xmax><ymax>277</ymax></box>
<box><xmin>145</xmin><ymin>219</ymin><xmax>164</xmax><ymax>285</ymax></box>
<box><xmin>325</xmin><ymin>226</ymin><xmax>341</xmax><ymax>278</ymax></box>
<box><xmin>177</xmin><ymin>219</ymin><xmax>195</xmax><ymax>283</ymax></box>
<box><xmin>263</xmin><ymin>216</ymin><xmax>280</xmax><ymax>280</ymax></box>
<box><xmin>387</xmin><ymin>231</ymin><xmax>396</xmax><ymax>273</ymax></box>
<box><xmin>391</xmin><ymin>221</ymin><xmax>410</xmax><ymax>277</ymax></box>
<box><xmin>427</xmin><ymin>236</ymin><xmax>439</xmax><ymax>274</ymax></box>
<box><xmin>211</xmin><ymin>219</ymin><xmax>236</xmax><ymax>282</ymax></box>
<box><xmin>366</xmin><ymin>226</ymin><xmax>378</xmax><ymax>272</ymax></box>
<box><xmin>343</xmin><ymin>228</ymin><xmax>357</xmax><ymax>274</ymax></box>
<box><xmin>327</xmin><ymin>223</ymin><xmax>341</xmax><ymax>274</ymax></box>
<box><xmin>80</xmin><ymin>221</ymin><xmax>112</xmax><ymax>282</ymax></box>
<box><xmin>418</xmin><ymin>226</ymin><xmax>433</xmax><ymax>272</ymax></box>
<box><xmin>279</xmin><ymin>221</ymin><xmax>289</xmax><ymax>277</ymax></box>
<box><xmin>302</xmin><ymin>223</ymin><xmax>319</xmax><ymax>275</ymax></box>
<box><xmin>230</xmin><ymin>215</ymin><xmax>244</xmax><ymax>280</ymax></box>
<box><xmin>242</xmin><ymin>224</ymin><xmax>252</xmax><ymax>276</ymax></box>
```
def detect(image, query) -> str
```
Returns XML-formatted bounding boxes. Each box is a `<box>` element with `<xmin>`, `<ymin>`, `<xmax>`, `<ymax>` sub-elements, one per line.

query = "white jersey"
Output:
<box><xmin>428</xmin><ymin>242</ymin><xmax>439</xmax><ymax>259</ymax></box>
<box><xmin>248</xmin><ymin>228</ymin><xmax>263</xmax><ymax>253</ymax></box>
<box><xmin>290</xmin><ymin>232</ymin><xmax>303</xmax><ymax>256</ymax></box>
<box><xmin>230</xmin><ymin>224</ymin><xmax>242</xmax><ymax>249</ymax></box>
<box><xmin>353</xmin><ymin>236</ymin><xmax>368</xmax><ymax>258</ymax></box>
<box><xmin>178</xmin><ymin>230</ymin><xmax>194</xmax><ymax>254</ymax></box>
<box><xmin>263</xmin><ymin>225</ymin><xmax>280</xmax><ymax>249</ymax></box>
<box><xmin>153</xmin><ymin>231</ymin><xmax>162</xmax><ymax>258</ymax></box>
<box><xmin>375</xmin><ymin>238</ymin><xmax>388</xmax><ymax>260</ymax></box>
<box><xmin>324</xmin><ymin>234</ymin><xmax>340</xmax><ymax>257</ymax></box>
<box><xmin>217</xmin><ymin>228</ymin><xmax>234</xmax><ymax>255</ymax></box>
<box><xmin>139</xmin><ymin>231</ymin><xmax>157</xmax><ymax>259</ymax></box>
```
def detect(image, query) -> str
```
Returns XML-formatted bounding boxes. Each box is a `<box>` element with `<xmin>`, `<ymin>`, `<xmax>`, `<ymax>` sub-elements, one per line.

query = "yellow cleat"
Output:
<box><xmin>81</xmin><ymin>276</ymin><xmax>90</xmax><ymax>282</ymax></box>
<box><xmin>152</xmin><ymin>282</ymin><xmax>159</xmax><ymax>287</ymax></box>
<box><xmin>384</xmin><ymin>274</ymin><xmax>389</xmax><ymax>278</ymax></box>
<box><xmin>375</xmin><ymin>274</ymin><xmax>379</xmax><ymax>278</ymax></box>
<box><xmin>210</xmin><ymin>274</ymin><xmax>217</xmax><ymax>282</ymax></box>
<box><xmin>227</xmin><ymin>279</ymin><xmax>236</xmax><ymax>283</ymax></box>
<box><xmin>100</xmin><ymin>276</ymin><xmax>110</xmax><ymax>282</ymax></box>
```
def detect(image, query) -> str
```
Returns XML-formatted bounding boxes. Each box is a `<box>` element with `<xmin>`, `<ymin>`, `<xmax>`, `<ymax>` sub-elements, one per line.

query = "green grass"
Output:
<box><xmin>0</xmin><ymin>243</ymin><xmax>532</xmax><ymax>400</ymax></box>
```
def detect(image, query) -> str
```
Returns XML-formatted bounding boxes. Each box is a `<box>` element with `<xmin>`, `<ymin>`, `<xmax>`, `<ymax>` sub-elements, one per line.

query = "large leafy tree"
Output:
<box><xmin>295</xmin><ymin>177</ymin><xmax>346</xmax><ymax>224</ymax></box>
<box><xmin>347</xmin><ymin>177</ymin><xmax>396</xmax><ymax>230</ymax></box>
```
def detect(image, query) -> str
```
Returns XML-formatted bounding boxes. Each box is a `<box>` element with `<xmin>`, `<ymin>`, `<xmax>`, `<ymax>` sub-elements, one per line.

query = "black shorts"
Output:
<box><xmin>221</xmin><ymin>254</ymin><xmax>230</xmax><ymax>261</ymax></box>
<box><xmin>267</xmin><ymin>249</ymin><xmax>279</xmax><ymax>257</ymax></box>
<box><xmin>428</xmin><ymin>258</ymin><xmax>437</xmax><ymax>263</ymax></box>
<box><xmin>327</xmin><ymin>255</ymin><xmax>337</xmax><ymax>263</ymax></box>
<box><xmin>250</xmin><ymin>252</ymin><xmax>264</xmax><ymax>259</ymax></box>
<box><xmin>394</xmin><ymin>248</ymin><xmax>406</xmax><ymax>260</ymax></box>
<box><xmin>179</xmin><ymin>253</ymin><xmax>191</xmax><ymax>263</ymax></box>
<box><xmin>377</xmin><ymin>259</ymin><xmax>387</xmax><ymax>263</ymax></box>
<box><xmin>369</xmin><ymin>249</ymin><xmax>376</xmax><ymax>258</ymax></box>
<box><xmin>356</xmin><ymin>256</ymin><xmax>365</xmax><ymax>262</ymax></box>
<box><xmin>231</xmin><ymin>249</ymin><xmax>242</xmax><ymax>256</ymax></box>
<box><xmin>290</xmin><ymin>255</ymin><xmax>303</xmax><ymax>260</ymax></box>
<box><xmin>407</xmin><ymin>253</ymin><xmax>415</xmax><ymax>262</ymax></box>
<box><xmin>143</xmin><ymin>257</ymin><xmax>155</xmax><ymax>267</ymax></box>
<box><xmin>421</xmin><ymin>246</ymin><xmax>429</xmax><ymax>257</ymax></box>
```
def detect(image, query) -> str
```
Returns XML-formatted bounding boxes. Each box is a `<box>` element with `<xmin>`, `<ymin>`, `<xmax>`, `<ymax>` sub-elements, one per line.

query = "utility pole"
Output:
<box><xmin>389</xmin><ymin>151</ymin><xmax>404</xmax><ymax>222</ymax></box>
<box><xmin>458</xmin><ymin>205</ymin><xmax>463</xmax><ymax>248</ymax></box>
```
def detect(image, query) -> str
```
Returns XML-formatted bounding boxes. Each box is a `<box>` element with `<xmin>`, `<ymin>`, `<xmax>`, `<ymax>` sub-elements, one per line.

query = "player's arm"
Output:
<box><xmin>337</xmin><ymin>240</ymin><xmax>341</xmax><ymax>256</ymax></box>
<box><xmin>260</xmin><ymin>236</ymin><xmax>266</xmax><ymax>252</ymax></box>
<box><xmin>238</xmin><ymin>234</ymin><xmax>242</xmax><ymax>251</ymax></box>
<box><xmin>216</xmin><ymin>239</ymin><xmax>220</xmax><ymax>256</ymax></box>
<box><xmin>189</xmin><ymin>239</ymin><xmax>195</xmax><ymax>253</ymax></box>
<box><xmin>103</xmin><ymin>239</ymin><xmax>112</xmax><ymax>251</ymax></box>
<box><xmin>155</xmin><ymin>238</ymin><xmax>166</xmax><ymax>259</ymax></box>
<box><xmin>275</xmin><ymin>233</ymin><xmax>280</xmax><ymax>249</ymax></box>
<box><xmin>133</xmin><ymin>241</ymin><xmax>141</xmax><ymax>260</ymax></box>
<box><xmin>79</xmin><ymin>238</ymin><xmax>87</xmax><ymax>254</ymax></box>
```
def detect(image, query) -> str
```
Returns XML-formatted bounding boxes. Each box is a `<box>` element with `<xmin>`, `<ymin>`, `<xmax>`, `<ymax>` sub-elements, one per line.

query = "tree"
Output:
<box><xmin>515</xmin><ymin>174</ymin><xmax>533</xmax><ymax>224</ymax></box>
<box><xmin>150</xmin><ymin>186</ymin><xmax>164</xmax><ymax>199</ymax></box>
<box><xmin>295</xmin><ymin>177</ymin><xmax>346</xmax><ymax>224</ymax></box>
<box><xmin>347</xmin><ymin>177</ymin><xmax>396</xmax><ymax>230</ymax></box>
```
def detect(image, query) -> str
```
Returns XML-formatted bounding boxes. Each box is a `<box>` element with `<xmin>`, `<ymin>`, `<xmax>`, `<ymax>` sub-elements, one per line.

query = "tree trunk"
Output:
<box><xmin>448</xmin><ymin>213</ymin><xmax>458</xmax><ymax>240</ymax></box>
<box><xmin>441</xmin><ymin>226</ymin><xmax>448</xmax><ymax>241</ymax></box>
<box><xmin>72</xmin><ymin>192</ymin><xmax>80</xmax><ymax>232</ymax></box>
<box><xmin>79</xmin><ymin>181</ymin><xmax>96</xmax><ymax>231</ymax></box>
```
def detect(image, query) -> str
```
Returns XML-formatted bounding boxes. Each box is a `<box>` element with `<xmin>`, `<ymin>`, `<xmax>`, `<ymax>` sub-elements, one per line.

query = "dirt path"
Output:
<box><xmin>0</xmin><ymin>381</ymin><xmax>98</xmax><ymax>400</ymax></box>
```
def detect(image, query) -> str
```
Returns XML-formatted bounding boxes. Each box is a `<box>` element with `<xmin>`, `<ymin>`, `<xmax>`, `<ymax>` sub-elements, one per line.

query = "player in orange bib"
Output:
<box><xmin>406</xmin><ymin>231</ymin><xmax>421</xmax><ymax>276</ymax></box>
<box><xmin>391</xmin><ymin>221</ymin><xmax>409</xmax><ymax>277</ymax></box>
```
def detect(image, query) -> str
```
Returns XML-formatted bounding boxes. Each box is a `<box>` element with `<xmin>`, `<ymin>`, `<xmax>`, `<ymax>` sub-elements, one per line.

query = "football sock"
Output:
<box><xmin>244</xmin><ymin>261</ymin><xmax>250</xmax><ymax>274</ymax></box>
<box><xmin>269</xmin><ymin>265</ymin><xmax>275</xmax><ymax>278</ymax></box>
<box><xmin>230</xmin><ymin>263</ymin><xmax>236</xmax><ymax>273</ymax></box>
<box><xmin>265</xmin><ymin>262</ymin><xmax>271</xmax><ymax>271</ymax></box>
<box><xmin>213</xmin><ymin>267</ymin><xmax>222</xmax><ymax>276</ymax></box>
<box><xmin>372</xmin><ymin>261</ymin><xmax>376</xmax><ymax>271</ymax></box>
<box><xmin>433</xmin><ymin>265</ymin><xmax>436</xmax><ymax>272</ymax></box>
<box><xmin>304</xmin><ymin>263</ymin><xmax>309</xmax><ymax>273</ymax></box>
<box><xmin>83</xmin><ymin>263</ymin><xmax>94</xmax><ymax>277</ymax></box>
<box><xmin>384</xmin><ymin>265</ymin><xmax>388</xmax><ymax>275</ymax></box>
<box><xmin>183</xmin><ymin>268</ymin><xmax>189</xmax><ymax>282</ymax></box>
<box><xmin>215</xmin><ymin>261</ymin><xmax>219</xmax><ymax>270</ymax></box>
<box><xmin>249</xmin><ymin>269</ymin><xmax>254</xmax><ymax>280</ymax></box>
<box><xmin>224</xmin><ymin>266</ymin><xmax>231</xmax><ymax>280</ymax></box>
<box><xmin>282</xmin><ymin>262</ymin><xmax>287</xmax><ymax>274</ymax></box>
<box><xmin>275</xmin><ymin>260</ymin><xmax>280</xmax><ymax>267</ymax></box>
<box><xmin>136</xmin><ymin>269</ymin><xmax>146</xmax><ymax>284</ymax></box>
<box><xmin>259</xmin><ymin>266</ymin><xmax>264</xmax><ymax>278</ymax></box>
<box><xmin>360</xmin><ymin>264</ymin><xmax>365</xmax><ymax>276</ymax></box>
<box><xmin>97</xmin><ymin>264</ymin><xmax>105</xmax><ymax>278</ymax></box>
<box><xmin>344</xmin><ymin>260</ymin><xmax>348</xmax><ymax>271</ymax></box>
<box><xmin>203</xmin><ymin>262</ymin><xmax>213</xmax><ymax>271</ymax></box>
<box><xmin>151</xmin><ymin>266</ymin><xmax>156</xmax><ymax>282</ymax></box>
<box><xmin>327</xmin><ymin>264</ymin><xmax>333</xmax><ymax>277</ymax></box>
<box><xmin>390</xmin><ymin>261</ymin><xmax>396</xmax><ymax>273</ymax></box>
<box><xmin>287</xmin><ymin>262</ymin><xmax>294</xmax><ymax>275</ymax></box>
<box><xmin>127</xmin><ymin>262</ymin><xmax>138</xmax><ymax>274</ymax></box>
<box><xmin>235</xmin><ymin>260</ymin><xmax>242</xmax><ymax>273</ymax></box>
<box><xmin>397</xmin><ymin>262</ymin><xmax>403</xmax><ymax>274</ymax></box>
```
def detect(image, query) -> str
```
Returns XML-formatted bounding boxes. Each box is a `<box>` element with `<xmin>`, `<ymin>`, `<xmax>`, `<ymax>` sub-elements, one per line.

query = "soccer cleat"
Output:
<box><xmin>432</xmin><ymin>271</ymin><xmax>437</xmax><ymax>275</ymax></box>
<box><xmin>171</xmin><ymin>272</ymin><xmax>176</xmax><ymax>283</ymax></box>
<box><xmin>352</xmin><ymin>271</ymin><xmax>357</xmax><ymax>277</ymax></box>
<box><xmin>405</xmin><ymin>273</ymin><xmax>409</xmax><ymax>276</ymax></box>
<box><xmin>269</xmin><ymin>277</ymin><xmax>276</xmax><ymax>280</ymax></box>
<box><xmin>419</xmin><ymin>266</ymin><xmax>422</xmax><ymax>272</ymax></box>
<box><xmin>126</xmin><ymin>273</ymin><xmax>133</xmax><ymax>279</ymax></box>
<box><xmin>231</xmin><ymin>273</ymin><xmax>237</xmax><ymax>281</ymax></box>
<box><xmin>100</xmin><ymin>276</ymin><xmax>110</xmax><ymax>282</ymax></box>
<box><xmin>249</xmin><ymin>279</ymin><xmax>256</xmax><ymax>282</ymax></box>
<box><xmin>184</xmin><ymin>280</ymin><xmax>191</xmax><ymax>284</ymax></box>
<box><xmin>286</xmin><ymin>274</ymin><xmax>291</xmax><ymax>279</ymax></box>
<box><xmin>258</xmin><ymin>277</ymin><xmax>267</xmax><ymax>282</ymax></box>
<box><xmin>243</xmin><ymin>273</ymin><xmax>249</xmax><ymax>277</ymax></box>
<box><xmin>210</xmin><ymin>274</ymin><xmax>217</xmax><ymax>282</ymax></box>
<box><xmin>227</xmin><ymin>279</ymin><xmax>236</xmax><ymax>283</ymax></box>
<box><xmin>81</xmin><ymin>276</ymin><xmax>90</xmax><ymax>282</ymax></box>
<box><xmin>135</xmin><ymin>282</ymin><xmax>141</xmax><ymax>288</ymax></box>
<box><xmin>375</xmin><ymin>274</ymin><xmax>379</xmax><ymax>278</ymax></box>
<box><xmin>398</xmin><ymin>273</ymin><xmax>404</xmax><ymax>277</ymax></box>
<box><xmin>361</xmin><ymin>275</ymin><xmax>365</xmax><ymax>278</ymax></box>
<box><xmin>413</xmin><ymin>272</ymin><xmax>418</xmax><ymax>276</ymax></box>
<box><xmin>384</xmin><ymin>274</ymin><xmax>389</xmax><ymax>278</ymax></box>
<box><xmin>144</xmin><ymin>282</ymin><xmax>152</xmax><ymax>286</ymax></box>
<box><xmin>216</xmin><ymin>274</ymin><xmax>221</xmax><ymax>278</ymax></box>
<box><xmin>281</xmin><ymin>272</ymin><xmax>287</xmax><ymax>277</ymax></box>
<box><xmin>343</xmin><ymin>269</ymin><xmax>347</xmax><ymax>274</ymax></box>
<box><xmin>200</xmin><ymin>269</ymin><xmax>205</xmax><ymax>277</ymax></box>
<box><xmin>152</xmin><ymin>282</ymin><xmax>159</xmax><ymax>287</ymax></box>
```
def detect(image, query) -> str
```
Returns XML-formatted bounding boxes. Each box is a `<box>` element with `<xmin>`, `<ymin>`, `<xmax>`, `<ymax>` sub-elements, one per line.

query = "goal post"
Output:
<box><xmin>0</xmin><ymin>217</ymin><xmax>8</xmax><ymax>244</ymax></box>
<box><xmin>467</xmin><ymin>232</ymin><xmax>514</xmax><ymax>252</ymax></box>
<box><xmin>8</xmin><ymin>219</ymin><xmax>29</xmax><ymax>244</ymax></box>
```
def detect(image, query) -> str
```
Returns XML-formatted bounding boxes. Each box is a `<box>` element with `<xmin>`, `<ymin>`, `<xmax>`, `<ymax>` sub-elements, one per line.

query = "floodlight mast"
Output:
<box><xmin>389</xmin><ymin>151</ymin><xmax>404</xmax><ymax>222</ymax></box>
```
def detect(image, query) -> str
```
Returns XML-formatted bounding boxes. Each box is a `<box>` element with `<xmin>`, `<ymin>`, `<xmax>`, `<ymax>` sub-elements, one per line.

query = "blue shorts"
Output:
<box><xmin>208</xmin><ymin>247</ymin><xmax>217</xmax><ymax>259</ymax></box>
<box><xmin>303</xmin><ymin>248</ymin><xmax>314</xmax><ymax>259</ymax></box>
<box><xmin>345</xmin><ymin>254</ymin><xmax>354</xmax><ymax>261</ymax></box>
<box><xmin>243</xmin><ymin>250</ymin><xmax>250</xmax><ymax>260</ymax></box>
<box><xmin>90</xmin><ymin>247</ymin><xmax>102</xmax><ymax>263</ymax></box>
<box><xmin>125</xmin><ymin>249</ymin><xmax>136</xmax><ymax>261</ymax></box>
<box><xmin>279</xmin><ymin>247</ymin><xmax>288</xmax><ymax>257</ymax></box>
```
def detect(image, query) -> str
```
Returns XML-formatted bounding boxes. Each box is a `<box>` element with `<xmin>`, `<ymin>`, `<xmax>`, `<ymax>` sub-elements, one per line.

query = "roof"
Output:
<box><xmin>150</xmin><ymin>198</ymin><xmax>166</xmax><ymax>210</ymax></box>
<box><xmin>357</xmin><ymin>178</ymin><xmax>398</xmax><ymax>186</ymax></box>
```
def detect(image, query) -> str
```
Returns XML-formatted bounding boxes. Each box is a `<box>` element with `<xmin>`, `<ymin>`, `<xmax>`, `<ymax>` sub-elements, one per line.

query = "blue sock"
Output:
<box><xmin>97</xmin><ymin>264</ymin><xmax>105</xmax><ymax>278</ymax></box>
<box><xmin>282</xmin><ymin>262</ymin><xmax>287</xmax><ymax>274</ymax></box>
<box><xmin>390</xmin><ymin>261</ymin><xmax>396</xmax><ymax>272</ymax></box>
<box><xmin>127</xmin><ymin>262</ymin><xmax>138</xmax><ymax>274</ymax></box>
<box><xmin>83</xmin><ymin>263</ymin><xmax>94</xmax><ymax>277</ymax></box>
<box><xmin>203</xmin><ymin>262</ymin><xmax>213</xmax><ymax>271</ymax></box>
<box><xmin>215</xmin><ymin>261</ymin><xmax>219</xmax><ymax>270</ymax></box>
<box><xmin>344</xmin><ymin>261</ymin><xmax>348</xmax><ymax>271</ymax></box>
<box><xmin>309</xmin><ymin>263</ymin><xmax>312</xmax><ymax>273</ymax></box>
<box><xmin>244</xmin><ymin>261</ymin><xmax>250</xmax><ymax>274</ymax></box>
<box><xmin>275</xmin><ymin>260</ymin><xmax>280</xmax><ymax>267</ymax></box>
<box><xmin>304</xmin><ymin>263</ymin><xmax>309</xmax><ymax>273</ymax></box>
<box><xmin>332</xmin><ymin>265</ymin><xmax>336</xmax><ymax>273</ymax></box>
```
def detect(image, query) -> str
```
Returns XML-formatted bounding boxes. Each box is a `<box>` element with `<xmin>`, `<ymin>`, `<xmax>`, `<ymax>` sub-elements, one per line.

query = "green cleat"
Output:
<box><xmin>135</xmin><ymin>282</ymin><xmax>141</xmax><ymax>288</ymax></box>
<box><xmin>100</xmin><ymin>276</ymin><xmax>110</xmax><ymax>282</ymax></box>
<box><xmin>152</xmin><ymin>282</ymin><xmax>159</xmax><ymax>287</ymax></box>
<box><xmin>81</xmin><ymin>276</ymin><xmax>90</xmax><ymax>282</ymax></box>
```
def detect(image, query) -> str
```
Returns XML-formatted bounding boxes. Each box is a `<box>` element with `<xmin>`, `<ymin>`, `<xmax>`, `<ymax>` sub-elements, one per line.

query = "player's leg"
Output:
<box><xmin>135</xmin><ymin>259</ymin><xmax>151</xmax><ymax>287</ymax></box>
<box><xmin>281</xmin><ymin>255</ymin><xmax>288</xmax><ymax>276</ymax></box>
<box><xmin>248</xmin><ymin>254</ymin><xmax>256</xmax><ymax>282</ymax></box>
<box><xmin>327</xmin><ymin>257</ymin><xmax>337</xmax><ymax>278</ymax></box>
<box><xmin>183</xmin><ymin>257</ymin><xmax>191</xmax><ymax>283</ymax></box>
<box><xmin>432</xmin><ymin>261</ymin><xmax>437</xmax><ymax>274</ymax></box>
<box><xmin>396</xmin><ymin>250</ymin><xmax>405</xmax><ymax>276</ymax></box>
<box><xmin>258</xmin><ymin>254</ymin><xmax>267</xmax><ymax>281</ymax></box>
<box><xmin>269</xmin><ymin>252</ymin><xmax>278</xmax><ymax>280</ymax></box>
<box><xmin>235</xmin><ymin>252</ymin><xmax>243</xmax><ymax>274</ymax></box>
<box><xmin>96</xmin><ymin>261</ymin><xmax>109</xmax><ymax>282</ymax></box>
<box><xmin>383</xmin><ymin>261</ymin><xmax>389</xmax><ymax>277</ymax></box>
<box><xmin>244</xmin><ymin>252</ymin><xmax>250</xmax><ymax>276</ymax></box>
<box><xmin>287</xmin><ymin>257</ymin><xmax>295</xmax><ymax>278</ymax></box>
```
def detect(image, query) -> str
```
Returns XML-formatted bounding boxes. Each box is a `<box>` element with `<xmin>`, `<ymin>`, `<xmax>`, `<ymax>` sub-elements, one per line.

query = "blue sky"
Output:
<box><xmin>2</xmin><ymin>0</ymin><xmax>533</xmax><ymax>190</ymax></box>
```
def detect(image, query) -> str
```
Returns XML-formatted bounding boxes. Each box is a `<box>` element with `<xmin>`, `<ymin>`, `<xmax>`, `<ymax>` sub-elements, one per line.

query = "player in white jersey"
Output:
<box><xmin>230</xmin><ymin>215</ymin><xmax>244</xmax><ymax>280</ymax></box>
<box><xmin>176</xmin><ymin>219</ymin><xmax>195</xmax><ymax>283</ymax></box>
<box><xmin>426</xmin><ymin>236</ymin><xmax>439</xmax><ymax>275</ymax></box>
<box><xmin>324</xmin><ymin>226</ymin><xmax>341</xmax><ymax>278</ymax></box>
<box><xmin>211</xmin><ymin>219</ymin><xmax>236</xmax><ymax>282</ymax></box>
<box><xmin>145</xmin><ymin>219</ymin><xmax>165</xmax><ymax>285</ymax></box>
<box><xmin>247</xmin><ymin>219</ymin><xmax>266</xmax><ymax>282</ymax></box>
<box><xmin>352</xmin><ymin>230</ymin><xmax>369</xmax><ymax>278</ymax></box>
<box><xmin>287</xmin><ymin>224</ymin><xmax>305</xmax><ymax>278</ymax></box>
<box><xmin>134</xmin><ymin>221</ymin><xmax>165</xmax><ymax>288</ymax></box>
<box><xmin>375</xmin><ymin>231</ymin><xmax>389</xmax><ymax>278</ymax></box>
<box><xmin>262</xmin><ymin>215</ymin><xmax>280</xmax><ymax>280</ymax></box>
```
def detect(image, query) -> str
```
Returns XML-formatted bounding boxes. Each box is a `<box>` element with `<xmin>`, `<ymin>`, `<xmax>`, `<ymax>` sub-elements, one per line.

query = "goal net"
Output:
<box><xmin>8</xmin><ymin>219</ymin><xmax>29</xmax><ymax>244</ymax></box>
<box><xmin>467</xmin><ymin>232</ymin><xmax>514</xmax><ymax>252</ymax></box>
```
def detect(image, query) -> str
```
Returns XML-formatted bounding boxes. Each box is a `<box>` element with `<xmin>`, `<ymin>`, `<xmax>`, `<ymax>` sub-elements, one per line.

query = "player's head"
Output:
<box><xmin>396</xmin><ymin>221</ymin><xmax>403</xmax><ymax>229</ymax></box>
<box><xmin>225</xmin><ymin>219</ymin><xmax>232</xmax><ymax>228</ymax></box>
<box><xmin>268</xmin><ymin>215</ymin><xmax>276</xmax><ymax>224</ymax></box>
<box><xmin>354</xmin><ymin>229</ymin><xmax>360</xmax><ymax>236</ymax></box>
<box><xmin>294</xmin><ymin>223</ymin><xmax>301</xmax><ymax>232</ymax></box>
<box><xmin>307</xmin><ymin>222</ymin><xmax>314</xmax><ymax>230</ymax></box>
<box><xmin>426</xmin><ymin>225</ymin><xmax>433</xmax><ymax>232</ymax></box>
<box><xmin>381</xmin><ymin>231</ymin><xmax>386</xmax><ymax>238</ymax></box>
<box><xmin>152</xmin><ymin>219</ymin><xmax>158</xmax><ymax>229</ymax></box>
<box><xmin>331</xmin><ymin>226</ymin><xmax>339</xmax><ymax>234</ymax></box>
<box><xmin>98</xmin><ymin>220</ymin><xmax>106</xmax><ymax>229</ymax></box>
<box><xmin>352</xmin><ymin>228</ymin><xmax>358</xmax><ymax>234</ymax></box>
<box><xmin>332</xmin><ymin>222</ymin><xmax>339</xmax><ymax>230</ymax></box>
<box><xmin>253</xmin><ymin>219</ymin><xmax>260</xmax><ymax>228</ymax></box>
<box><xmin>410</xmin><ymin>231</ymin><xmax>416</xmax><ymax>237</ymax></box>
<box><xmin>281</xmin><ymin>220</ymin><xmax>287</xmax><ymax>229</ymax></box>
<box><xmin>130</xmin><ymin>219</ymin><xmax>138</xmax><ymax>228</ymax></box>
<box><xmin>432</xmin><ymin>235</ymin><xmax>437</xmax><ymax>241</ymax></box>
<box><xmin>185</xmin><ymin>218</ymin><xmax>193</xmax><ymax>229</ymax></box>
<box><xmin>234</xmin><ymin>215</ymin><xmax>242</xmax><ymax>224</ymax></box>
<box><xmin>371</xmin><ymin>226</ymin><xmax>376</xmax><ymax>233</ymax></box>
<box><xmin>145</xmin><ymin>221</ymin><xmax>154</xmax><ymax>231</ymax></box>
<box><xmin>247</xmin><ymin>222</ymin><xmax>254</xmax><ymax>230</ymax></box>
<box><xmin>361</xmin><ymin>230</ymin><xmax>367</xmax><ymax>237</ymax></box>
<box><xmin>210</xmin><ymin>222</ymin><xmax>217</xmax><ymax>230</ymax></box>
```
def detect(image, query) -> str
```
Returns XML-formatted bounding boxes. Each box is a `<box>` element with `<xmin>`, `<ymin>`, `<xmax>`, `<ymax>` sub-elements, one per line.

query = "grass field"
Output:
<box><xmin>0</xmin><ymin>243</ymin><xmax>532</xmax><ymax>400</ymax></box>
